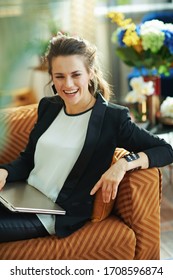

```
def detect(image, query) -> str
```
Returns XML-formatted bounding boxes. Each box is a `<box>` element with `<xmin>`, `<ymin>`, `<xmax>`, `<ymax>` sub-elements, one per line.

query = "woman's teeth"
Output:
<box><xmin>64</xmin><ymin>89</ymin><xmax>78</xmax><ymax>94</ymax></box>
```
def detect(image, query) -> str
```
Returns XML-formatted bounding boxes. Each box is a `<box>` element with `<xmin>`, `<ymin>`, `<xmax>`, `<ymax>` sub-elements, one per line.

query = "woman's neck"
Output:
<box><xmin>65</xmin><ymin>95</ymin><xmax>96</xmax><ymax>115</ymax></box>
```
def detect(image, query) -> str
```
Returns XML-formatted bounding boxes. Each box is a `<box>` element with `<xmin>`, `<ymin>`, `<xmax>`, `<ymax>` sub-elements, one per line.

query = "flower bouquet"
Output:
<box><xmin>108</xmin><ymin>12</ymin><xmax>173</xmax><ymax>76</ymax></box>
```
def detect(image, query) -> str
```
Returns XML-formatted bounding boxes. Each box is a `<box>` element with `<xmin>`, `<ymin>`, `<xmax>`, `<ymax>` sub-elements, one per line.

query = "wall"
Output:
<box><xmin>0</xmin><ymin>0</ymin><xmax>71</xmax><ymax>106</ymax></box>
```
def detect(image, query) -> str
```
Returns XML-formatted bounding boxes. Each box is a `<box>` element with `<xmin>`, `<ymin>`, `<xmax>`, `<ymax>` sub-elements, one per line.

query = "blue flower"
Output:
<box><xmin>117</xmin><ymin>29</ymin><xmax>126</xmax><ymax>47</ymax></box>
<box><xmin>163</xmin><ymin>28</ymin><xmax>173</xmax><ymax>54</ymax></box>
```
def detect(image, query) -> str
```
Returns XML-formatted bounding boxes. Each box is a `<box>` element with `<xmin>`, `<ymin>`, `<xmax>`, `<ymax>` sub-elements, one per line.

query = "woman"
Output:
<box><xmin>0</xmin><ymin>33</ymin><xmax>173</xmax><ymax>242</ymax></box>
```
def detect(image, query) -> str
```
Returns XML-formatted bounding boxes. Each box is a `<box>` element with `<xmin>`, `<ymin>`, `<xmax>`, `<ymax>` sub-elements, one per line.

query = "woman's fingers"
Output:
<box><xmin>90</xmin><ymin>178</ymin><xmax>118</xmax><ymax>203</ymax></box>
<box><xmin>90</xmin><ymin>162</ymin><xmax>126</xmax><ymax>203</ymax></box>
<box><xmin>0</xmin><ymin>179</ymin><xmax>6</xmax><ymax>191</ymax></box>
<box><xmin>102</xmin><ymin>182</ymin><xmax>118</xmax><ymax>203</ymax></box>
<box><xmin>103</xmin><ymin>183</ymin><xmax>112</xmax><ymax>203</ymax></box>
<box><xmin>90</xmin><ymin>180</ymin><xmax>102</xmax><ymax>196</ymax></box>
<box><xmin>0</xmin><ymin>169</ymin><xmax>8</xmax><ymax>191</ymax></box>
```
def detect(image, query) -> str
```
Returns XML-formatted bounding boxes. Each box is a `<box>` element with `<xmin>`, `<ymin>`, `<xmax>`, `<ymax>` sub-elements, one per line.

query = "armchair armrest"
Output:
<box><xmin>113</xmin><ymin>167</ymin><xmax>162</xmax><ymax>260</ymax></box>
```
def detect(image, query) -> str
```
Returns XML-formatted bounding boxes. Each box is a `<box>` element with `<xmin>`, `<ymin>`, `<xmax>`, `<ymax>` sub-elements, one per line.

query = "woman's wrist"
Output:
<box><xmin>114</xmin><ymin>157</ymin><xmax>128</xmax><ymax>173</ymax></box>
<box><xmin>123</xmin><ymin>152</ymin><xmax>141</xmax><ymax>172</ymax></box>
<box><xmin>122</xmin><ymin>152</ymin><xmax>149</xmax><ymax>172</ymax></box>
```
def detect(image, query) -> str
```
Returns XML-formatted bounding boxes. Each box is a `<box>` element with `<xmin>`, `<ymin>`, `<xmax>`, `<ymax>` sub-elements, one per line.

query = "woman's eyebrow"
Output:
<box><xmin>54</xmin><ymin>70</ymin><xmax>82</xmax><ymax>75</ymax></box>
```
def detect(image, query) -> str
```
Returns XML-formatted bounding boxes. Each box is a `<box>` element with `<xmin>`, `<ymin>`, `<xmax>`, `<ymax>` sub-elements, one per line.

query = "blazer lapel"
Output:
<box><xmin>35</xmin><ymin>97</ymin><xmax>63</xmax><ymax>140</ymax></box>
<box><xmin>57</xmin><ymin>93</ymin><xmax>108</xmax><ymax>202</ymax></box>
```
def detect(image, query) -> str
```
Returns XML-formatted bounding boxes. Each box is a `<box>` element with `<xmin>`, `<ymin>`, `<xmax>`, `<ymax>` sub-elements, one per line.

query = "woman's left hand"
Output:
<box><xmin>90</xmin><ymin>159</ymin><xmax>127</xmax><ymax>203</ymax></box>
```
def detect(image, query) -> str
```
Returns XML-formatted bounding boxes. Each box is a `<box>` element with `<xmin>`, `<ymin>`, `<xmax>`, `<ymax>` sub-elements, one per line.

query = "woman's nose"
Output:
<box><xmin>64</xmin><ymin>77</ymin><xmax>73</xmax><ymax>87</ymax></box>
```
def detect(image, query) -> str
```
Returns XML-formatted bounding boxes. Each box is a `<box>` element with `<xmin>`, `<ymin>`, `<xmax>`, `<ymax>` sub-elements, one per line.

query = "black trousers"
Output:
<box><xmin>0</xmin><ymin>203</ymin><xmax>49</xmax><ymax>242</ymax></box>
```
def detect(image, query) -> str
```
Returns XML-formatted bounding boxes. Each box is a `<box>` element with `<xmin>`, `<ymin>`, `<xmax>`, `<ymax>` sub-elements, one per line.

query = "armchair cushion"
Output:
<box><xmin>0</xmin><ymin>216</ymin><xmax>136</xmax><ymax>260</ymax></box>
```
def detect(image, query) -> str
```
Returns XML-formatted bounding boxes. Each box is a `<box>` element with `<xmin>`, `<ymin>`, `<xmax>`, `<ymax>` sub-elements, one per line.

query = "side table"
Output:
<box><xmin>137</xmin><ymin>121</ymin><xmax>173</xmax><ymax>184</ymax></box>
<box><xmin>150</xmin><ymin>124</ymin><xmax>173</xmax><ymax>185</ymax></box>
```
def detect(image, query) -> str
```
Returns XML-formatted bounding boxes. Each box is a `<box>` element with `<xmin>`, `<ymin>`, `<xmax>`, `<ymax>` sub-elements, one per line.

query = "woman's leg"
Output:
<box><xmin>0</xmin><ymin>203</ymin><xmax>49</xmax><ymax>242</ymax></box>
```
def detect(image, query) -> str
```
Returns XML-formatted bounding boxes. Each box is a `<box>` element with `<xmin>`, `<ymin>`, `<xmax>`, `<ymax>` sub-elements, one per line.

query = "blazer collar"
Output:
<box><xmin>36</xmin><ymin>96</ymin><xmax>63</xmax><ymax>136</ymax></box>
<box><xmin>57</xmin><ymin>93</ymin><xmax>108</xmax><ymax>202</ymax></box>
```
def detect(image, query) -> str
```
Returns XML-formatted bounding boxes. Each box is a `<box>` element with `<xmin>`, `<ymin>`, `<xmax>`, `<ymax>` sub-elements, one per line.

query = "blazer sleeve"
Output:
<box><xmin>116</xmin><ymin>107</ymin><xmax>173</xmax><ymax>168</ymax></box>
<box><xmin>0</xmin><ymin>98</ymin><xmax>49</xmax><ymax>182</ymax></box>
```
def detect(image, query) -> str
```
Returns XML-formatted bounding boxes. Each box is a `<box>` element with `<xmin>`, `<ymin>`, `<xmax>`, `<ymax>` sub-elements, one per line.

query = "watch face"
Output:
<box><xmin>124</xmin><ymin>153</ymin><xmax>139</xmax><ymax>162</ymax></box>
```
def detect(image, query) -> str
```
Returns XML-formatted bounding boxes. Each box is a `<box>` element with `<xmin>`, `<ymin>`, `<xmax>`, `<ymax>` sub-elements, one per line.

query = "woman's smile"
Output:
<box><xmin>63</xmin><ymin>89</ymin><xmax>79</xmax><ymax>96</ymax></box>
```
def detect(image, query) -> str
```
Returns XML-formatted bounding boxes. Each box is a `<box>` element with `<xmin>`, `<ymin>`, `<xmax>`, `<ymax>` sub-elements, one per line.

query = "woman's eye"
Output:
<box><xmin>72</xmin><ymin>73</ymin><xmax>81</xmax><ymax>78</ymax></box>
<box><xmin>55</xmin><ymin>76</ymin><xmax>64</xmax><ymax>79</ymax></box>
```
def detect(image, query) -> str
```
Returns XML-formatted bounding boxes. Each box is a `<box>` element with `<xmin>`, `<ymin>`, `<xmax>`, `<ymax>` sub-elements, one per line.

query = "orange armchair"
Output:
<box><xmin>0</xmin><ymin>104</ymin><xmax>162</xmax><ymax>259</ymax></box>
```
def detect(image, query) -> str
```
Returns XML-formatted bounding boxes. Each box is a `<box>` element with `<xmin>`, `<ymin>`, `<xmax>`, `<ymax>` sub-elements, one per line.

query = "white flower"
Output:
<box><xmin>125</xmin><ymin>90</ymin><xmax>146</xmax><ymax>103</ymax></box>
<box><xmin>140</xmin><ymin>20</ymin><xmax>165</xmax><ymax>53</ymax></box>
<box><xmin>160</xmin><ymin>97</ymin><xmax>173</xmax><ymax>118</ymax></box>
<box><xmin>125</xmin><ymin>76</ymin><xmax>154</xmax><ymax>103</ymax></box>
<box><xmin>164</xmin><ymin>23</ymin><xmax>173</xmax><ymax>32</ymax></box>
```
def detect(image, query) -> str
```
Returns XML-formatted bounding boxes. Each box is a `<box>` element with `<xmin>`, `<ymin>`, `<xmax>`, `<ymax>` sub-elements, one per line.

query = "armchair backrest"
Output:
<box><xmin>0</xmin><ymin>104</ymin><xmax>38</xmax><ymax>164</ymax></box>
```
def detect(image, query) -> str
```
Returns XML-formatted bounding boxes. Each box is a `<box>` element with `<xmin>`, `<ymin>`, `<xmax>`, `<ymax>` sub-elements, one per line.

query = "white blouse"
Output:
<box><xmin>27</xmin><ymin>107</ymin><xmax>92</xmax><ymax>234</ymax></box>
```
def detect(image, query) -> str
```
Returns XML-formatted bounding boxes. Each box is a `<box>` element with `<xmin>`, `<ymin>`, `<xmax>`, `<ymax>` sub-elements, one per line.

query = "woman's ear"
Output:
<box><xmin>89</xmin><ymin>69</ymin><xmax>94</xmax><ymax>80</ymax></box>
<box><xmin>52</xmin><ymin>84</ymin><xmax>57</xmax><ymax>95</ymax></box>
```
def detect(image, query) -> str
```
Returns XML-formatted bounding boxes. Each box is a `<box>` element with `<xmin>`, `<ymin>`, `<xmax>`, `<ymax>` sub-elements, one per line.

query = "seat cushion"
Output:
<box><xmin>0</xmin><ymin>216</ymin><xmax>136</xmax><ymax>260</ymax></box>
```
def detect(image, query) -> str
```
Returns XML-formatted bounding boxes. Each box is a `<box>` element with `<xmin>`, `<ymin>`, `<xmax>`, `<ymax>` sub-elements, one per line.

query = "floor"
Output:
<box><xmin>160</xmin><ymin>165</ymin><xmax>173</xmax><ymax>259</ymax></box>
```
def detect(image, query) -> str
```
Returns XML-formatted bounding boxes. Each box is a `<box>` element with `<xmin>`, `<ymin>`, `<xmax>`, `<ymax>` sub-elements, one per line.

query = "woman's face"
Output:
<box><xmin>52</xmin><ymin>55</ymin><xmax>93</xmax><ymax>113</ymax></box>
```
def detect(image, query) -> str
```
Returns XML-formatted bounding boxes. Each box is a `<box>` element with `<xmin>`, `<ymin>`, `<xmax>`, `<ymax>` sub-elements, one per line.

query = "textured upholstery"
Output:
<box><xmin>0</xmin><ymin>217</ymin><xmax>136</xmax><ymax>260</ymax></box>
<box><xmin>114</xmin><ymin>168</ymin><xmax>162</xmax><ymax>260</ymax></box>
<box><xmin>0</xmin><ymin>104</ymin><xmax>38</xmax><ymax>164</ymax></box>
<box><xmin>0</xmin><ymin>104</ymin><xmax>162</xmax><ymax>260</ymax></box>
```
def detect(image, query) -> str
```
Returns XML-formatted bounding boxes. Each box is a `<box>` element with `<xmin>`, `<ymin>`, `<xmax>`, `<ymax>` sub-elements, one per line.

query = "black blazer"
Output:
<box><xmin>1</xmin><ymin>93</ymin><xmax>173</xmax><ymax>237</ymax></box>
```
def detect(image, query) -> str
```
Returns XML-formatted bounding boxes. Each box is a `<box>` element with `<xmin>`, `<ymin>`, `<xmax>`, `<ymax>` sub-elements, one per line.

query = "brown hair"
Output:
<box><xmin>45</xmin><ymin>33</ymin><xmax>112</xmax><ymax>100</ymax></box>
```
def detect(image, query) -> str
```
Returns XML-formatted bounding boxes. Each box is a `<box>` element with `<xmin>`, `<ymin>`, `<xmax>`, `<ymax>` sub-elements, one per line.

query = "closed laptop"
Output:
<box><xmin>0</xmin><ymin>182</ymin><xmax>66</xmax><ymax>215</ymax></box>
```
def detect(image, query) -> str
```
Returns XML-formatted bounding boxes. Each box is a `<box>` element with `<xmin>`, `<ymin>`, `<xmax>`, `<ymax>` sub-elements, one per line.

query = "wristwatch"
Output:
<box><xmin>123</xmin><ymin>152</ymin><xmax>141</xmax><ymax>172</ymax></box>
<box><xmin>123</xmin><ymin>152</ymin><xmax>139</xmax><ymax>162</ymax></box>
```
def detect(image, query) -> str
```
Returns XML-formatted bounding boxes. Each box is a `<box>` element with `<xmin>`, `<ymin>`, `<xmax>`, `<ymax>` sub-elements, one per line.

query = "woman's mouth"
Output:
<box><xmin>63</xmin><ymin>89</ymin><xmax>79</xmax><ymax>95</ymax></box>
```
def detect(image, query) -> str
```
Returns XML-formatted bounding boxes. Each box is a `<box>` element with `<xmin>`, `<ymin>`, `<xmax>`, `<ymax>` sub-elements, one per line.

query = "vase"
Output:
<box><xmin>143</xmin><ymin>75</ymin><xmax>161</xmax><ymax>126</ymax></box>
<box><xmin>137</xmin><ymin>101</ymin><xmax>147</xmax><ymax>122</ymax></box>
<box><xmin>129</xmin><ymin>101</ymin><xmax>147</xmax><ymax>123</ymax></box>
<box><xmin>143</xmin><ymin>75</ymin><xmax>161</xmax><ymax>96</ymax></box>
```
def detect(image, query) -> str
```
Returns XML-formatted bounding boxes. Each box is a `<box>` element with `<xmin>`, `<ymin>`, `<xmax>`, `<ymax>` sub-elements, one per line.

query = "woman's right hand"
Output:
<box><xmin>0</xmin><ymin>169</ymin><xmax>8</xmax><ymax>190</ymax></box>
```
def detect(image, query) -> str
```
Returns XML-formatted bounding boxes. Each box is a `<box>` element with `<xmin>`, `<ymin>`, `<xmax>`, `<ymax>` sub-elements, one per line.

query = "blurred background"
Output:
<box><xmin>0</xmin><ymin>0</ymin><xmax>173</xmax><ymax>107</ymax></box>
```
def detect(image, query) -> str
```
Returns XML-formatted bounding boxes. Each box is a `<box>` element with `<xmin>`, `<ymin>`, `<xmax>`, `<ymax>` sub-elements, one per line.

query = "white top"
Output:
<box><xmin>27</xmin><ymin>107</ymin><xmax>92</xmax><ymax>234</ymax></box>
